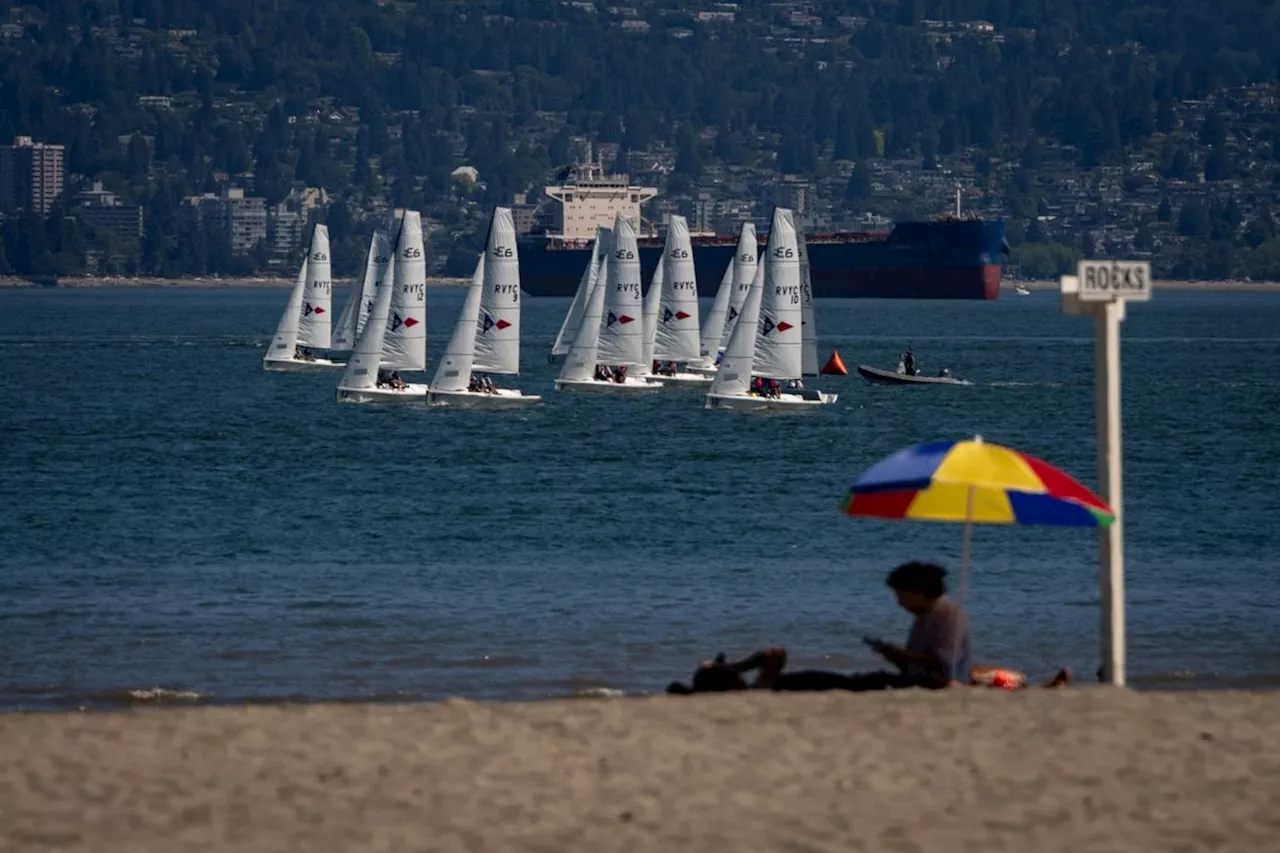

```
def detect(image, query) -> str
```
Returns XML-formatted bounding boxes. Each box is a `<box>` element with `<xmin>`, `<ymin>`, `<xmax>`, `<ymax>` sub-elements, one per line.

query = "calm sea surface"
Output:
<box><xmin>1</xmin><ymin>285</ymin><xmax>1278</xmax><ymax>710</ymax></box>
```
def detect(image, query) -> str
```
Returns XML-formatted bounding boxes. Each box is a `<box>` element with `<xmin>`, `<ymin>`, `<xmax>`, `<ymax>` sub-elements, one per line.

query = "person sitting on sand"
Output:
<box><xmin>669</xmin><ymin>562</ymin><xmax>999</xmax><ymax>694</ymax></box>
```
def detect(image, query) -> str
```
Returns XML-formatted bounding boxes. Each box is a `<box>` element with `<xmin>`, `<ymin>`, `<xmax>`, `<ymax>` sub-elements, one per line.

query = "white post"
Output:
<box><xmin>1094</xmin><ymin>301</ymin><xmax>1126</xmax><ymax>686</ymax></box>
<box><xmin>1061</xmin><ymin>260</ymin><xmax>1148</xmax><ymax>687</ymax></box>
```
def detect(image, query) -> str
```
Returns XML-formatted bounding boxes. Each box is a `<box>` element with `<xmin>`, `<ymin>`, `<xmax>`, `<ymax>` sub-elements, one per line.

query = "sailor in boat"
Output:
<box><xmin>748</xmin><ymin>376</ymin><xmax>764</xmax><ymax>397</ymax></box>
<box><xmin>481</xmin><ymin>375</ymin><xmax>496</xmax><ymax>394</ymax></box>
<box><xmin>468</xmin><ymin>375</ymin><xmax>483</xmax><ymax>393</ymax></box>
<box><xmin>613</xmin><ymin>365</ymin><xmax>629</xmax><ymax>384</ymax></box>
<box><xmin>377</xmin><ymin>369</ymin><xmax>392</xmax><ymax>389</ymax></box>
<box><xmin>664</xmin><ymin>361</ymin><xmax>678</xmax><ymax>376</ymax></box>
<box><xmin>766</xmin><ymin>378</ymin><xmax>782</xmax><ymax>398</ymax></box>
<box><xmin>594</xmin><ymin>364</ymin><xmax>614</xmax><ymax>382</ymax></box>
<box><xmin>786</xmin><ymin>378</ymin><xmax>804</xmax><ymax>391</ymax></box>
<box><xmin>666</xmin><ymin>561</ymin><xmax>1073</xmax><ymax>695</ymax></box>
<box><xmin>388</xmin><ymin>371</ymin><xmax>407</xmax><ymax>390</ymax></box>
<box><xmin>902</xmin><ymin>348</ymin><xmax>918</xmax><ymax>376</ymax></box>
<box><xmin>294</xmin><ymin>345</ymin><xmax>316</xmax><ymax>362</ymax></box>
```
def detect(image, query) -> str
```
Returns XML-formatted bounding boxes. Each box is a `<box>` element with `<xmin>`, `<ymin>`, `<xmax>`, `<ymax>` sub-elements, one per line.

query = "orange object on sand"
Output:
<box><xmin>820</xmin><ymin>350</ymin><xmax>849</xmax><ymax>376</ymax></box>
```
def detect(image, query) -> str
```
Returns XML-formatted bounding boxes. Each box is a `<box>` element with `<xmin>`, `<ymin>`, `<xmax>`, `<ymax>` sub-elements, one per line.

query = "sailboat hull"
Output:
<box><xmin>554</xmin><ymin>377</ymin><xmax>662</xmax><ymax>395</ymax></box>
<box><xmin>335</xmin><ymin>383</ymin><xmax>430</xmax><ymax>404</ymax></box>
<box><xmin>426</xmin><ymin>388</ymin><xmax>542</xmax><ymax>408</ymax></box>
<box><xmin>263</xmin><ymin>357</ymin><xmax>344</xmax><ymax>373</ymax></box>
<box><xmin>704</xmin><ymin>391</ymin><xmax>837</xmax><ymax>411</ymax></box>
<box><xmin>645</xmin><ymin>372</ymin><xmax>714</xmax><ymax>388</ymax></box>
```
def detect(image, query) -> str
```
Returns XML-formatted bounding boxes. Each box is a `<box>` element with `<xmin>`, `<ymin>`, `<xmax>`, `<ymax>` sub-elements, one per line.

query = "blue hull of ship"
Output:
<box><xmin>517</xmin><ymin>219</ymin><xmax>1007</xmax><ymax>300</ymax></box>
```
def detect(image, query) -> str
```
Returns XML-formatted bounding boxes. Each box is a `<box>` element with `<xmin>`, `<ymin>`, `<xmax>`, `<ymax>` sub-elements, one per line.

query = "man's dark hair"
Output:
<box><xmin>886</xmin><ymin>561</ymin><xmax>947</xmax><ymax>598</ymax></box>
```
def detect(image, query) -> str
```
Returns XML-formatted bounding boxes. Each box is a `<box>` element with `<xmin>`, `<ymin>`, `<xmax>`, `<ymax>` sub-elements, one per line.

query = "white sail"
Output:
<box><xmin>718</xmin><ymin>222</ymin><xmax>758</xmax><ymax>352</ymax></box>
<box><xmin>699</xmin><ymin>262</ymin><xmax>733</xmax><ymax>361</ymax></box>
<box><xmin>637</xmin><ymin>259</ymin><xmax>664</xmax><ymax>377</ymax></box>
<box><xmin>596</xmin><ymin>213</ymin><xmax>644</xmax><ymax>368</ymax></box>
<box><xmin>473</xmin><ymin>207</ymin><xmax>521</xmax><ymax>375</ymax></box>
<box><xmin>431</xmin><ymin>256</ymin><xmax>486</xmax><ymax>393</ymax></box>
<box><xmin>707</xmin><ymin>258</ymin><xmax>765</xmax><ymax>398</ymax></box>
<box><xmin>798</xmin><ymin>229</ymin><xmax>819</xmax><ymax>376</ymax></box>
<box><xmin>296</xmin><ymin>225</ymin><xmax>332</xmax><ymax>350</ymax></box>
<box><xmin>381</xmin><ymin>211</ymin><xmax>427</xmax><ymax>371</ymax></box>
<box><xmin>551</xmin><ymin>227</ymin><xmax>610</xmax><ymax>359</ymax></box>
<box><xmin>337</xmin><ymin>240</ymin><xmax>399</xmax><ymax>391</ymax></box>
<box><xmin>653</xmin><ymin>215</ymin><xmax>701</xmax><ymax>362</ymax></box>
<box><xmin>753</xmin><ymin>208</ymin><xmax>803</xmax><ymax>380</ymax></box>
<box><xmin>558</xmin><ymin>235</ymin><xmax>612</xmax><ymax>382</ymax></box>
<box><xmin>264</xmin><ymin>258</ymin><xmax>308</xmax><ymax>363</ymax></box>
<box><xmin>332</xmin><ymin>231</ymin><xmax>389</xmax><ymax>352</ymax></box>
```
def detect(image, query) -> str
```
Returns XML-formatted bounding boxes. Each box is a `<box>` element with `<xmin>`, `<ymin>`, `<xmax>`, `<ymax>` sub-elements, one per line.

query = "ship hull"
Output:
<box><xmin>518</xmin><ymin>220</ymin><xmax>1005</xmax><ymax>300</ymax></box>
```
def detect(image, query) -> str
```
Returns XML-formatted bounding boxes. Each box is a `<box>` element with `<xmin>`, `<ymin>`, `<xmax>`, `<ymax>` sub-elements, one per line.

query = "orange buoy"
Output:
<box><xmin>820</xmin><ymin>350</ymin><xmax>849</xmax><ymax>376</ymax></box>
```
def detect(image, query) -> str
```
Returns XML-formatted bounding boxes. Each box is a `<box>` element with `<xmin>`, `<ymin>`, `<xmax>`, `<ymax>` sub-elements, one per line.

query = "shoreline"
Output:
<box><xmin>1</xmin><ymin>689</ymin><xmax>1275</xmax><ymax>851</ymax></box>
<box><xmin>2</xmin><ymin>275</ymin><xmax>1279</xmax><ymax>292</ymax></box>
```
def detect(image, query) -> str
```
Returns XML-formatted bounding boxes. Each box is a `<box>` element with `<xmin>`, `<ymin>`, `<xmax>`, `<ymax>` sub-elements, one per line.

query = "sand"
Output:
<box><xmin>1</xmin><ymin>690</ymin><xmax>1277</xmax><ymax>852</ymax></box>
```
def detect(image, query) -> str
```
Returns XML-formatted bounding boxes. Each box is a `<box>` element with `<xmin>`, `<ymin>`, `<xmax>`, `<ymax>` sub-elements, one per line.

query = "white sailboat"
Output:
<box><xmin>644</xmin><ymin>215</ymin><xmax>709</xmax><ymax>387</ymax></box>
<box><xmin>263</xmin><ymin>225</ymin><xmax>341</xmax><ymax>371</ymax></box>
<box><xmin>331</xmin><ymin>230</ymin><xmax>389</xmax><ymax>352</ymax></box>
<box><xmin>799</xmin><ymin>230</ymin><xmax>819</xmax><ymax>378</ymax></box>
<box><xmin>428</xmin><ymin>208</ymin><xmax>541</xmax><ymax>408</ymax></box>
<box><xmin>634</xmin><ymin>250</ymin><xmax>664</xmax><ymax>381</ymax></box>
<box><xmin>548</xmin><ymin>227</ymin><xmax>610</xmax><ymax>365</ymax></box>
<box><xmin>335</xmin><ymin>228</ymin><xmax>401</xmax><ymax>403</ymax></box>
<box><xmin>687</xmin><ymin>222</ymin><xmax>757</xmax><ymax>377</ymax></box>
<box><xmin>334</xmin><ymin>211</ymin><xmax>428</xmax><ymax>402</ymax></box>
<box><xmin>554</xmin><ymin>216</ymin><xmax>661</xmax><ymax>395</ymax></box>
<box><xmin>705</xmin><ymin>208</ymin><xmax>838</xmax><ymax>411</ymax></box>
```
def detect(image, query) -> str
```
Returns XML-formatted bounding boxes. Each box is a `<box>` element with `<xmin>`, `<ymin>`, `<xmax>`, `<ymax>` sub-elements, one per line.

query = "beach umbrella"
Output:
<box><xmin>842</xmin><ymin>435</ymin><xmax>1113</xmax><ymax>679</ymax></box>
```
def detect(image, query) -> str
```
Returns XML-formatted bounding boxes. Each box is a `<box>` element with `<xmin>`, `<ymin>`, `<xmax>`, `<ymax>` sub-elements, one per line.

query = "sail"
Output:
<box><xmin>381</xmin><ymin>211</ymin><xmax>427</xmax><ymax>371</ymax></box>
<box><xmin>753</xmin><ymin>208</ymin><xmax>804</xmax><ymax>380</ymax></box>
<box><xmin>708</xmin><ymin>258</ymin><xmax>765</xmax><ymax>398</ymax></box>
<box><xmin>596</xmin><ymin>213</ymin><xmax>644</xmax><ymax>368</ymax></box>
<box><xmin>332</xmin><ymin>231</ymin><xmax>383</xmax><ymax>352</ymax></box>
<box><xmin>718</xmin><ymin>222</ymin><xmax>758</xmax><ymax>352</ymax></box>
<box><xmin>337</xmin><ymin>238</ymin><xmax>399</xmax><ymax>391</ymax></box>
<box><xmin>473</xmin><ymin>207</ymin><xmax>521</xmax><ymax>375</ymax></box>
<box><xmin>798</xmin><ymin>229</ymin><xmax>819</xmax><ymax>376</ymax></box>
<box><xmin>637</xmin><ymin>259</ymin><xmax>664</xmax><ymax>377</ymax></box>
<box><xmin>699</xmin><ymin>263</ymin><xmax>733</xmax><ymax>362</ymax></box>
<box><xmin>296</xmin><ymin>225</ymin><xmax>332</xmax><ymax>350</ymax></box>
<box><xmin>551</xmin><ymin>227</ymin><xmax>610</xmax><ymax>359</ymax></box>
<box><xmin>558</xmin><ymin>234</ymin><xmax>612</xmax><ymax>382</ymax></box>
<box><xmin>264</xmin><ymin>258</ymin><xmax>308</xmax><ymax>362</ymax></box>
<box><xmin>653</xmin><ymin>215</ymin><xmax>701</xmax><ymax>362</ymax></box>
<box><xmin>431</xmin><ymin>256</ymin><xmax>486</xmax><ymax>392</ymax></box>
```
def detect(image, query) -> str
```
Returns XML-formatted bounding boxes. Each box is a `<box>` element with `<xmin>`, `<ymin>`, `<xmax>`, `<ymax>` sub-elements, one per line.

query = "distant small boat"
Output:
<box><xmin>856</xmin><ymin>364</ymin><xmax>971</xmax><ymax>386</ymax></box>
<box><xmin>1014</xmin><ymin>284</ymin><xmax>1031</xmax><ymax>296</ymax></box>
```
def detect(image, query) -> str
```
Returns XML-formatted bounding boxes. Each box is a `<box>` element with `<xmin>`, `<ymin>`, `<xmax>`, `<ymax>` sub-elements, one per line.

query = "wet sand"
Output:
<box><xmin>2</xmin><ymin>689</ymin><xmax>1277</xmax><ymax>851</ymax></box>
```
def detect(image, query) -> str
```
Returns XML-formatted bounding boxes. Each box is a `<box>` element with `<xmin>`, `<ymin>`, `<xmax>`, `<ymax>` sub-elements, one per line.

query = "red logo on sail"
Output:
<box><xmin>404</xmin><ymin>316</ymin><xmax>419</xmax><ymax>327</ymax></box>
<box><xmin>675</xmin><ymin>311</ymin><xmax>691</xmax><ymax>320</ymax></box>
<box><xmin>777</xmin><ymin>321</ymin><xmax>793</xmax><ymax>332</ymax></box>
<box><xmin>496</xmin><ymin>319</ymin><xmax>512</xmax><ymax>330</ymax></box>
<box><xmin>618</xmin><ymin>314</ymin><xmax>634</xmax><ymax>324</ymax></box>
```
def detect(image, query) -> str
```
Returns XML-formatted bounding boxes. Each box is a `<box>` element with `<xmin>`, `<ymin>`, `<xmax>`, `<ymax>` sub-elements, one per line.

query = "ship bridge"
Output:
<box><xmin>541</xmin><ymin>144</ymin><xmax>657</xmax><ymax>241</ymax></box>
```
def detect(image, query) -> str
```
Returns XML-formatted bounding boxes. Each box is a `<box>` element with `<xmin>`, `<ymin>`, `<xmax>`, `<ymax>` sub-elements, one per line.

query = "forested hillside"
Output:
<box><xmin>2</xmin><ymin>0</ymin><xmax>1279</xmax><ymax>279</ymax></box>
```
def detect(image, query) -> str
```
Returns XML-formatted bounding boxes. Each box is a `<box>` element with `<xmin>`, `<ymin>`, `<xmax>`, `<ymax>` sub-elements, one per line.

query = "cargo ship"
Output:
<box><xmin>516</xmin><ymin>147</ymin><xmax>1008</xmax><ymax>300</ymax></box>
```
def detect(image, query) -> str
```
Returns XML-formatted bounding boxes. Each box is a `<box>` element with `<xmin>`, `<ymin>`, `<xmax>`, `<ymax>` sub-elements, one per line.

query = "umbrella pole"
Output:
<box><xmin>951</xmin><ymin>484</ymin><xmax>975</xmax><ymax>683</ymax></box>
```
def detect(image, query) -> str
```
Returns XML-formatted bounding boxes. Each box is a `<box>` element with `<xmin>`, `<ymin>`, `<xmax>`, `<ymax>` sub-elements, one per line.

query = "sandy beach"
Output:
<box><xmin>2</xmin><ymin>689</ymin><xmax>1276</xmax><ymax>851</ymax></box>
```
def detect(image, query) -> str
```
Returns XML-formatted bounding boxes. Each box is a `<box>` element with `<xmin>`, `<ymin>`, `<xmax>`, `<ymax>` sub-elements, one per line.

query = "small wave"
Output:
<box><xmin>124</xmin><ymin>687</ymin><xmax>208</xmax><ymax>703</ymax></box>
<box><xmin>573</xmin><ymin>687</ymin><xmax>625</xmax><ymax>698</ymax></box>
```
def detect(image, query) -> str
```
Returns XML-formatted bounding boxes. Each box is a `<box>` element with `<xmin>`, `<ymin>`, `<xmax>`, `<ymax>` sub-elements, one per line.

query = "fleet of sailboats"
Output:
<box><xmin>271</xmin><ymin>206</ymin><xmax>847</xmax><ymax>412</ymax></box>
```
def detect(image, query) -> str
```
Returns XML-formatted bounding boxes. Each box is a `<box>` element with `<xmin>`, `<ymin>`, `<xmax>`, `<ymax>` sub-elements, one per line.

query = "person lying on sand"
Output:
<box><xmin>666</xmin><ymin>649</ymin><xmax>1070</xmax><ymax>694</ymax></box>
<box><xmin>667</xmin><ymin>561</ymin><xmax>1070</xmax><ymax>694</ymax></box>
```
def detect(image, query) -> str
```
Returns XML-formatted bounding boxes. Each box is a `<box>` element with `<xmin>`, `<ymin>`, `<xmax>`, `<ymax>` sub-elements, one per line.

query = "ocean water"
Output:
<box><xmin>1</xmin><ymin>286</ymin><xmax>1278</xmax><ymax>710</ymax></box>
